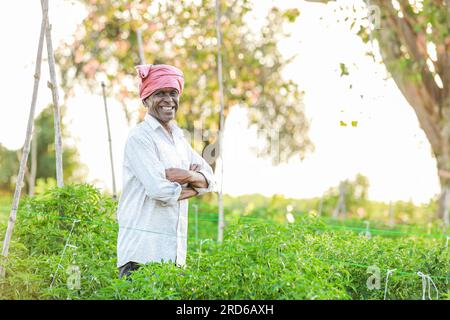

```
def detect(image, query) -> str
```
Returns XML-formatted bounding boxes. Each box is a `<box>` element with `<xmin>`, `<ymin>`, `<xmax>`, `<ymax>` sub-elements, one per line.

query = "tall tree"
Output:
<box><xmin>305</xmin><ymin>0</ymin><xmax>450</xmax><ymax>220</ymax></box>
<box><xmin>29</xmin><ymin>104</ymin><xmax>86</xmax><ymax>186</ymax></box>
<box><xmin>0</xmin><ymin>145</ymin><xmax>20</xmax><ymax>192</ymax></box>
<box><xmin>55</xmin><ymin>0</ymin><xmax>314</xmax><ymax>166</ymax></box>
<box><xmin>0</xmin><ymin>104</ymin><xmax>86</xmax><ymax>194</ymax></box>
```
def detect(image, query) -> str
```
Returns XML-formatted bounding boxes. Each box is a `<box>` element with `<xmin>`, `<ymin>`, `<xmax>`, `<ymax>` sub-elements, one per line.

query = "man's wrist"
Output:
<box><xmin>185</xmin><ymin>185</ymin><xmax>199</xmax><ymax>195</ymax></box>
<box><xmin>179</xmin><ymin>186</ymin><xmax>198</xmax><ymax>200</ymax></box>
<box><xmin>187</xmin><ymin>170</ymin><xmax>199</xmax><ymax>183</ymax></box>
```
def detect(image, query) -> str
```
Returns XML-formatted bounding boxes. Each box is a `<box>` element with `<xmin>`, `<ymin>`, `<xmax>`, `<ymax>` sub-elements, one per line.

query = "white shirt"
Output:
<box><xmin>116</xmin><ymin>113</ymin><xmax>216</xmax><ymax>268</ymax></box>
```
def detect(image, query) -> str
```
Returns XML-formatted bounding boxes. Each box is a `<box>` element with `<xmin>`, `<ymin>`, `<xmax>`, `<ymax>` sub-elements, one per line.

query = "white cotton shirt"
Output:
<box><xmin>116</xmin><ymin>113</ymin><xmax>216</xmax><ymax>268</ymax></box>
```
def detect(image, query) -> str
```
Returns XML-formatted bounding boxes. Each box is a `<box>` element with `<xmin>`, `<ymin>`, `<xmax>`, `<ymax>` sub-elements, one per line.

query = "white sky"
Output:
<box><xmin>0</xmin><ymin>0</ymin><xmax>441</xmax><ymax>205</ymax></box>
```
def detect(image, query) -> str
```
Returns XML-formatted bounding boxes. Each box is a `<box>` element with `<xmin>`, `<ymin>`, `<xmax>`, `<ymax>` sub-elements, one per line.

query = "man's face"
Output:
<box><xmin>145</xmin><ymin>87</ymin><xmax>180</xmax><ymax>123</ymax></box>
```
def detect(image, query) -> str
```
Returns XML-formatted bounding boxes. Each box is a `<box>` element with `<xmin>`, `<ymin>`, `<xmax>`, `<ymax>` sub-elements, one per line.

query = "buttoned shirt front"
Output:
<box><xmin>116</xmin><ymin>113</ymin><xmax>216</xmax><ymax>268</ymax></box>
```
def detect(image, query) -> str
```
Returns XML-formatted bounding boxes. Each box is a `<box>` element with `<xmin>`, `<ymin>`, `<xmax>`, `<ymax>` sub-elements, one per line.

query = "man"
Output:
<box><xmin>116</xmin><ymin>64</ymin><xmax>216</xmax><ymax>279</ymax></box>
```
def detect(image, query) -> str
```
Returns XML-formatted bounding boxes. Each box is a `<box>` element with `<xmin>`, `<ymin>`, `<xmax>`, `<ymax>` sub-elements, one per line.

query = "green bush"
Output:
<box><xmin>0</xmin><ymin>184</ymin><xmax>448</xmax><ymax>300</ymax></box>
<box><xmin>0</xmin><ymin>184</ymin><xmax>118</xmax><ymax>299</ymax></box>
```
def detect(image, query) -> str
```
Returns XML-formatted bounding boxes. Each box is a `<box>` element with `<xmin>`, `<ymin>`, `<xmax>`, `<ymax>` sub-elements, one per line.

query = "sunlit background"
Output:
<box><xmin>0</xmin><ymin>0</ymin><xmax>440</xmax><ymax>205</ymax></box>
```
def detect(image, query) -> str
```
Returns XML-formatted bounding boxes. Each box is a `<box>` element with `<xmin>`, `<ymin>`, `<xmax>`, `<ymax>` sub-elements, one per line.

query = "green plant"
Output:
<box><xmin>0</xmin><ymin>184</ymin><xmax>448</xmax><ymax>300</ymax></box>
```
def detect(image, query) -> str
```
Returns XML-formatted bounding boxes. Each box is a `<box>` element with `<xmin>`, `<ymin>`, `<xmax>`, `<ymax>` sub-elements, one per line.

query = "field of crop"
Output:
<box><xmin>0</xmin><ymin>195</ymin><xmax>11</xmax><ymax>225</ymax></box>
<box><xmin>0</xmin><ymin>184</ymin><xmax>448</xmax><ymax>300</ymax></box>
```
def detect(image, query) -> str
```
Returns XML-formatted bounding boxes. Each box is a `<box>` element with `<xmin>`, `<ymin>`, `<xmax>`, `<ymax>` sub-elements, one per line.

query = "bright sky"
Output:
<box><xmin>0</xmin><ymin>0</ymin><xmax>441</xmax><ymax>205</ymax></box>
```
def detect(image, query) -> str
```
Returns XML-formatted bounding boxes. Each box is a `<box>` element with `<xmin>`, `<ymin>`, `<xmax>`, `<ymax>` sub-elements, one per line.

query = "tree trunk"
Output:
<box><xmin>304</xmin><ymin>0</ymin><xmax>450</xmax><ymax>224</ymax></box>
<box><xmin>437</xmin><ymin>155</ymin><xmax>450</xmax><ymax>223</ymax></box>
<box><xmin>437</xmin><ymin>183</ymin><xmax>449</xmax><ymax>228</ymax></box>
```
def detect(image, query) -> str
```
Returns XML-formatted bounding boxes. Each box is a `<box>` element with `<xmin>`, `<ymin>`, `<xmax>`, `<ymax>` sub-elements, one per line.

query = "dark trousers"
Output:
<box><xmin>118</xmin><ymin>261</ymin><xmax>141</xmax><ymax>279</ymax></box>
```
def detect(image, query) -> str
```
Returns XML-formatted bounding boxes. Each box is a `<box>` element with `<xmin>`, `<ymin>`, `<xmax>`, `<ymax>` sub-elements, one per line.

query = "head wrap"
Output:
<box><xmin>135</xmin><ymin>64</ymin><xmax>184</xmax><ymax>101</ymax></box>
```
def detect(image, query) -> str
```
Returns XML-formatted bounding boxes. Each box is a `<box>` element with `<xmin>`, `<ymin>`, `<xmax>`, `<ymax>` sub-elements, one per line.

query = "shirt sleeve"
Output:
<box><xmin>125</xmin><ymin>133</ymin><xmax>182</xmax><ymax>206</ymax></box>
<box><xmin>187</xmin><ymin>143</ymin><xmax>217</xmax><ymax>196</ymax></box>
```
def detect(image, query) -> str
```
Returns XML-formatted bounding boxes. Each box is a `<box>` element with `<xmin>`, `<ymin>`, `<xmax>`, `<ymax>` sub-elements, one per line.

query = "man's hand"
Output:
<box><xmin>178</xmin><ymin>186</ymin><xmax>198</xmax><ymax>201</ymax></box>
<box><xmin>165</xmin><ymin>168</ymin><xmax>192</xmax><ymax>185</ymax></box>
<box><xmin>188</xmin><ymin>163</ymin><xmax>208</xmax><ymax>189</ymax></box>
<box><xmin>165</xmin><ymin>164</ymin><xmax>208</xmax><ymax>189</ymax></box>
<box><xmin>189</xmin><ymin>163</ymin><xmax>202</xmax><ymax>171</ymax></box>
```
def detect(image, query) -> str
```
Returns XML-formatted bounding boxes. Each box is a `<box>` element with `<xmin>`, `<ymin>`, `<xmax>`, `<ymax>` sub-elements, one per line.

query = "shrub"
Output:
<box><xmin>0</xmin><ymin>184</ymin><xmax>448</xmax><ymax>300</ymax></box>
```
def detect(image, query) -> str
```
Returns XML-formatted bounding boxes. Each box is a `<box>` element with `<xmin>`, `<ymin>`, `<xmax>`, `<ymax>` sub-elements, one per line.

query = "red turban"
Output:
<box><xmin>135</xmin><ymin>64</ymin><xmax>184</xmax><ymax>101</ymax></box>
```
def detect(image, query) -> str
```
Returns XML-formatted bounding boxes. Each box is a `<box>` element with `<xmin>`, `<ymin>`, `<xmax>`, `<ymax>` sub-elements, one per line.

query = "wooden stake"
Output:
<box><xmin>127</xmin><ymin>6</ymin><xmax>145</xmax><ymax>65</ymax></box>
<box><xmin>101</xmin><ymin>82</ymin><xmax>117</xmax><ymax>200</ymax></box>
<box><xmin>41</xmin><ymin>0</ymin><xmax>64</xmax><ymax>188</ymax></box>
<box><xmin>136</xmin><ymin>28</ymin><xmax>146</xmax><ymax>64</ymax></box>
<box><xmin>0</xmin><ymin>2</ymin><xmax>47</xmax><ymax>278</ymax></box>
<box><xmin>193</xmin><ymin>204</ymin><xmax>199</xmax><ymax>243</ymax></box>
<box><xmin>333</xmin><ymin>181</ymin><xmax>346</xmax><ymax>219</ymax></box>
<box><xmin>215</xmin><ymin>0</ymin><xmax>225</xmax><ymax>243</ymax></box>
<box><xmin>29</xmin><ymin>128</ymin><xmax>37</xmax><ymax>196</ymax></box>
<box><xmin>388</xmin><ymin>200</ymin><xmax>394</xmax><ymax>226</ymax></box>
<box><xmin>318</xmin><ymin>194</ymin><xmax>324</xmax><ymax>216</ymax></box>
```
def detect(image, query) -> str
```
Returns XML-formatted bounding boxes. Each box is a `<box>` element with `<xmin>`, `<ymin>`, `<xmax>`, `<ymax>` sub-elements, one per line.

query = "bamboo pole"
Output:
<box><xmin>101</xmin><ymin>82</ymin><xmax>117</xmax><ymax>200</ymax></box>
<box><xmin>16</xmin><ymin>150</ymin><xmax>30</xmax><ymax>191</ymax></box>
<box><xmin>215</xmin><ymin>0</ymin><xmax>225</xmax><ymax>243</ymax></box>
<box><xmin>41</xmin><ymin>0</ymin><xmax>64</xmax><ymax>188</ymax></box>
<box><xmin>193</xmin><ymin>204</ymin><xmax>199</xmax><ymax>243</ymax></box>
<box><xmin>29</xmin><ymin>128</ymin><xmax>37</xmax><ymax>196</ymax></box>
<box><xmin>333</xmin><ymin>181</ymin><xmax>346</xmax><ymax>219</ymax></box>
<box><xmin>388</xmin><ymin>200</ymin><xmax>395</xmax><ymax>226</ymax></box>
<box><xmin>318</xmin><ymin>194</ymin><xmax>324</xmax><ymax>216</ymax></box>
<box><xmin>136</xmin><ymin>28</ymin><xmax>146</xmax><ymax>64</ymax></box>
<box><xmin>127</xmin><ymin>5</ymin><xmax>146</xmax><ymax>65</ymax></box>
<box><xmin>0</xmin><ymin>3</ymin><xmax>47</xmax><ymax>278</ymax></box>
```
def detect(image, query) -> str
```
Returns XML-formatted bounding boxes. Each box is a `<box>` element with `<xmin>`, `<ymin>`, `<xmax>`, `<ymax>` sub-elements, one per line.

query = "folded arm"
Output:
<box><xmin>164</xmin><ymin>168</ymin><xmax>206</xmax><ymax>203</ymax></box>
<box><xmin>126</xmin><ymin>134</ymin><xmax>182</xmax><ymax>206</ymax></box>
<box><xmin>178</xmin><ymin>186</ymin><xmax>199</xmax><ymax>201</ymax></box>
<box><xmin>163</xmin><ymin>142</ymin><xmax>217</xmax><ymax>200</ymax></box>
<box><xmin>187</xmin><ymin>144</ymin><xmax>217</xmax><ymax>195</ymax></box>
<box><xmin>164</xmin><ymin>167</ymin><xmax>208</xmax><ymax>189</ymax></box>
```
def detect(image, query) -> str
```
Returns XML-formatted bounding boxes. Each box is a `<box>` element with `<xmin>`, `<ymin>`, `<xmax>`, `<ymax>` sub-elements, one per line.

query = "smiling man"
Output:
<box><xmin>116</xmin><ymin>64</ymin><xmax>216</xmax><ymax>279</ymax></box>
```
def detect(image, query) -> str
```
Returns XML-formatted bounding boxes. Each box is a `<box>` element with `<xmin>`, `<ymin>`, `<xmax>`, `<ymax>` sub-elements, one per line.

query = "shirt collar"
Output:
<box><xmin>144</xmin><ymin>113</ymin><xmax>184</xmax><ymax>138</ymax></box>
